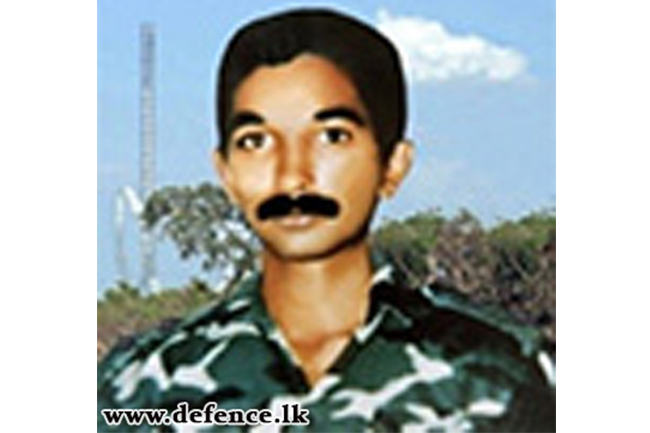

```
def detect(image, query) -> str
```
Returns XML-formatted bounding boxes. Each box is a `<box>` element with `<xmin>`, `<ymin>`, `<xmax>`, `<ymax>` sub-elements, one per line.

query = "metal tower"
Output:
<box><xmin>139</xmin><ymin>23</ymin><xmax>157</xmax><ymax>292</ymax></box>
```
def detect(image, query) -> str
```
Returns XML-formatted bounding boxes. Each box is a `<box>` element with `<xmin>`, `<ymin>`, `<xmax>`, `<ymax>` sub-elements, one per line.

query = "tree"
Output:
<box><xmin>371</xmin><ymin>209</ymin><xmax>446</xmax><ymax>287</ymax></box>
<box><xmin>141</xmin><ymin>182</ymin><xmax>257</xmax><ymax>295</ymax></box>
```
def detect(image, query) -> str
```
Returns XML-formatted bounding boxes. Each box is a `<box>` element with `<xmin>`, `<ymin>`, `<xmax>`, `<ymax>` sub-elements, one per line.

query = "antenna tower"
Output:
<box><xmin>139</xmin><ymin>23</ymin><xmax>156</xmax><ymax>292</ymax></box>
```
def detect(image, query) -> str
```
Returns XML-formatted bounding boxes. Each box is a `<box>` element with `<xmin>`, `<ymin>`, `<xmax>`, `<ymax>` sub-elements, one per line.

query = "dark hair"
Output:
<box><xmin>216</xmin><ymin>8</ymin><xmax>407</xmax><ymax>163</ymax></box>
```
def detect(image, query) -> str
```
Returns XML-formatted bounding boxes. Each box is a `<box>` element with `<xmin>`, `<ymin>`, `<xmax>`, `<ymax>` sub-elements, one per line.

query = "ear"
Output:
<box><xmin>212</xmin><ymin>149</ymin><xmax>241</xmax><ymax>207</ymax></box>
<box><xmin>379</xmin><ymin>140</ymin><xmax>414</xmax><ymax>199</ymax></box>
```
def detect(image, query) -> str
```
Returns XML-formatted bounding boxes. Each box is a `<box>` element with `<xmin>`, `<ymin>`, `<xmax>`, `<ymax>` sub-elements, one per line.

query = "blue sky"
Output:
<box><xmin>98</xmin><ymin>0</ymin><xmax>555</xmax><ymax>295</ymax></box>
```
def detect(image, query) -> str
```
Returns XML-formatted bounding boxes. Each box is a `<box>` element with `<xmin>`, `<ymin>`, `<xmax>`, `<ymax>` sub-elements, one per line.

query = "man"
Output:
<box><xmin>98</xmin><ymin>8</ymin><xmax>555</xmax><ymax>432</ymax></box>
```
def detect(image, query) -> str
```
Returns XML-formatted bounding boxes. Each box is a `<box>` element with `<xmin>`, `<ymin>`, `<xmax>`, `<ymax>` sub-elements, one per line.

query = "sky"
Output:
<box><xmin>97</xmin><ymin>0</ymin><xmax>555</xmax><ymax>296</ymax></box>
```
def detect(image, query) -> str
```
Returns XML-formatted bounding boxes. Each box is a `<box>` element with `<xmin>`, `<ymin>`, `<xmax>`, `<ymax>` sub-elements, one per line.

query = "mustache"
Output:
<box><xmin>256</xmin><ymin>193</ymin><xmax>340</xmax><ymax>221</ymax></box>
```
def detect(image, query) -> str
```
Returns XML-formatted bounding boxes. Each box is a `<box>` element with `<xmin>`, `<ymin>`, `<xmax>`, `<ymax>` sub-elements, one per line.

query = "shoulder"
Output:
<box><xmin>396</xmin><ymin>281</ymin><xmax>555</xmax><ymax>429</ymax></box>
<box><xmin>421</xmin><ymin>282</ymin><xmax>547</xmax><ymax>356</ymax></box>
<box><xmin>97</xmin><ymin>286</ymin><xmax>256</xmax><ymax>409</ymax></box>
<box><xmin>384</xmin><ymin>280</ymin><xmax>555</xmax><ymax>387</ymax></box>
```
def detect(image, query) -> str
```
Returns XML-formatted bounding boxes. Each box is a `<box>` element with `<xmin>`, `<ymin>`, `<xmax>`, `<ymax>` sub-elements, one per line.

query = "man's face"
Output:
<box><xmin>215</xmin><ymin>54</ymin><xmax>409</xmax><ymax>261</ymax></box>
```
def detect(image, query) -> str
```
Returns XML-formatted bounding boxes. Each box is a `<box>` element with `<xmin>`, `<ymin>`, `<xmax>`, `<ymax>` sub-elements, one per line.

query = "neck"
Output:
<box><xmin>261</xmin><ymin>241</ymin><xmax>374</xmax><ymax>344</ymax></box>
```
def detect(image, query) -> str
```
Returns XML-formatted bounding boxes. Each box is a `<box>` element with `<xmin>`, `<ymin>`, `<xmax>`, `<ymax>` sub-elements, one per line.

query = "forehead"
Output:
<box><xmin>231</xmin><ymin>54</ymin><xmax>368</xmax><ymax>124</ymax></box>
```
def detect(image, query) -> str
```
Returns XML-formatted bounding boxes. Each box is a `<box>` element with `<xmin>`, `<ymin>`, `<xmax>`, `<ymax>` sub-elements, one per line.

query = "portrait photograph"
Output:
<box><xmin>97</xmin><ymin>1</ymin><xmax>556</xmax><ymax>431</ymax></box>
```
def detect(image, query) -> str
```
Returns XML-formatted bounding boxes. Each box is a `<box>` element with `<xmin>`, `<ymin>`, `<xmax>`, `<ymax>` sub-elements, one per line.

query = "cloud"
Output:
<box><xmin>376</xmin><ymin>9</ymin><xmax>527</xmax><ymax>83</ymax></box>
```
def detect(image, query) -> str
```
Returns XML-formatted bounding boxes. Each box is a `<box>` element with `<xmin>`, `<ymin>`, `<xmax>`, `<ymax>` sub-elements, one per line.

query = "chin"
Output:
<box><xmin>262</xmin><ymin>240</ymin><xmax>341</xmax><ymax>262</ymax></box>
<box><xmin>260</xmin><ymin>226</ymin><xmax>370</xmax><ymax>263</ymax></box>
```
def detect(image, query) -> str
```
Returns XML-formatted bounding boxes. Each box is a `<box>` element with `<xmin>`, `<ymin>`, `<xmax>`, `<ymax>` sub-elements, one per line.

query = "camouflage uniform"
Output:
<box><xmin>98</xmin><ymin>267</ymin><xmax>555</xmax><ymax>432</ymax></box>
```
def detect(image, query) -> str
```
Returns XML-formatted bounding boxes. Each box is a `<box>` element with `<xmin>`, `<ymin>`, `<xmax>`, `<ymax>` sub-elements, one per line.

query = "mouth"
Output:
<box><xmin>272</xmin><ymin>211</ymin><xmax>325</xmax><ymax>229</ymax></box>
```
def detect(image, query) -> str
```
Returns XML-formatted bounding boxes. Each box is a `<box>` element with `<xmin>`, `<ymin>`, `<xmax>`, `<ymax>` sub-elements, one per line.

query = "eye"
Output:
<box><xmin>318</xmin><ymin>127</ymin><xmax>352</xmax><ymax>145</ymax></box>
<box><xmin>232</xmin><ymin>132</ymin><xmax>272</xmax><ymax>151</ymax></box>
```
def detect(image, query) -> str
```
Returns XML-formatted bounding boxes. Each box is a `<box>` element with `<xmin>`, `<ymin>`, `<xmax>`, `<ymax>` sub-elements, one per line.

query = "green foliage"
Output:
<box><xmin>490</xmin><ymin>209</ymin><xmax>555</xmax><ymax>251</ymax></box>
<box><xmin>488</xmin><ymin>209</ymin><xmax>556</xmax><ymax>284</ymax></box>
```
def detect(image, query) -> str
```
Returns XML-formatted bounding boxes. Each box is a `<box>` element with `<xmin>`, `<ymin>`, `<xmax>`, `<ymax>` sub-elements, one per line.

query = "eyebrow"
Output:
<box><xmin>314</xmin><ymin>106</ymin><xmax>367</xmax><ymax>127</ymax></box>
<box><xmin>226</xmin><ymin>106</ymin><xmax>367</xmax><ymax>139</ymax></box>
<box><xmin>226</xmin><ymin>110</ymin><xmax>265</xmax><ymax>137</ymax></box>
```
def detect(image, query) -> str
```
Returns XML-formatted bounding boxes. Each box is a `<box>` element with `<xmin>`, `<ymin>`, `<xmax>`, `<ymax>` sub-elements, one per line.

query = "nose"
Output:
<box><xmin>275</xmin><ymin>140</ymin><xmax>314</xmax><ymax>194</ymax></box>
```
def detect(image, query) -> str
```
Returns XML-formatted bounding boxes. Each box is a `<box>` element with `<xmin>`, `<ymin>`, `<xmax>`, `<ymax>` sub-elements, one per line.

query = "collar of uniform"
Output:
<box><xmin>355</xmin><ymin>265</ymin><xmax>415</xmax><ymax>343</ymax></box>
<box><xmin>231</xmin><ymin>263</ymin><xmax>415</xmax><ymax>349</ymax></box>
